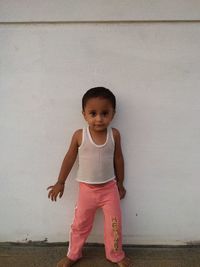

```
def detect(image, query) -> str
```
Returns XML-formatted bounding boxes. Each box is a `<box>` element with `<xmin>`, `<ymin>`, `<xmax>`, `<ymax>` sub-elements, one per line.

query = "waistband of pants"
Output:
<box><xmin>79</xmin><ymin>179</ymin><xmax>116</xmax><ymax>189</ymax></box>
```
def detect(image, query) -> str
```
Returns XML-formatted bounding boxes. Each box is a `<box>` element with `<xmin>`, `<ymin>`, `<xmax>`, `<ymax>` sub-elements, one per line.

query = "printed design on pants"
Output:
<box><xmin>112</xmin><ymin>217</ymin><xmax>119</xmax><ymax>252</ymax></box>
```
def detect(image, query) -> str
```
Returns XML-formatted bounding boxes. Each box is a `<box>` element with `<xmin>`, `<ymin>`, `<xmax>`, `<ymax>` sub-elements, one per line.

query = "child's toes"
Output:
<box><xmin>56</xmin><ymin>257</ymin><xmax>76</xmax><ymax>267</ymax></box>
<box><xmin>117</xmin><ymin>257</ymin><xmax>133</xmax><ymax>267</ymax></box>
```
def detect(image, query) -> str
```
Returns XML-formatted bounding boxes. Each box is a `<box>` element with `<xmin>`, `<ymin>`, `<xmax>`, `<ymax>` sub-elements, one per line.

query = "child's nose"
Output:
<box><xmin>96</xmin><ymin>114</ymin><xmax>103</xmax><ymax>121</ymax></box>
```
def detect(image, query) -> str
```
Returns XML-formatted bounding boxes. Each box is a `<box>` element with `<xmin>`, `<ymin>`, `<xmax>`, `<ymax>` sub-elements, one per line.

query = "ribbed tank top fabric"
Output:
<box><xmin>76</xmin><ymin>126</ymin><xmax>116</xmax><ymax>184</ymax></box>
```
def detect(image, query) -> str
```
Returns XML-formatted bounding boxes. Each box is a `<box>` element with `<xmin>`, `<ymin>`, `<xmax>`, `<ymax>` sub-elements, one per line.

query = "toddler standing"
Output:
<box><xmin>47</xmin><ymin>87</ymin><xmax>132</xmax><ymax>267</ymax></box>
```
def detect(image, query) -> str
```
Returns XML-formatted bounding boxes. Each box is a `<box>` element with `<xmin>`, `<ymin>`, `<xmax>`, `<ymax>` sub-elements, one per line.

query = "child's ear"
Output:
<box><xmin>82</xmin><ymin>110</ymin><xmax>86</xmax><ymax>118</ymax></box>
<box><xmin>112</xmin><ymin>110</ymin><xmax>116</xmax><ymax>119</ymax></box>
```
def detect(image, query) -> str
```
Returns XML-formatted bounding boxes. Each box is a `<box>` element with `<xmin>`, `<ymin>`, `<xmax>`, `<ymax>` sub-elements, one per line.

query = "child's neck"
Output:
<box><xmin>88</xmin><ymin>126</ymin><xmax>107</xmax><ymax>145</ymax></box>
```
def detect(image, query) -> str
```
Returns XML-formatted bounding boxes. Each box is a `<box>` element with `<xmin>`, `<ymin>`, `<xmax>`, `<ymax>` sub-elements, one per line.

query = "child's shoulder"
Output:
<box><xmin>111</xmin><ymin>127</ymin><xmax>121</xmax><ymax>140</ymax></box>
<box><xmin>73</xmin><ymin>128</ymin><xmax>82</xmax><ymax>136</ymax></box>
<box><xmin>72</xmin><ymin>129</ymin><xmax>83</xmax><ymax>147</ymax></box>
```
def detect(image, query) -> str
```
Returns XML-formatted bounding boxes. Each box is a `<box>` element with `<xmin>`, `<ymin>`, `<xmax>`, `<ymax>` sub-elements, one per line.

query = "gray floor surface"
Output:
<box><xmin>0</xmin><ymin>244</ymin><xmax>200</xmax><ymax>267</ymax></box>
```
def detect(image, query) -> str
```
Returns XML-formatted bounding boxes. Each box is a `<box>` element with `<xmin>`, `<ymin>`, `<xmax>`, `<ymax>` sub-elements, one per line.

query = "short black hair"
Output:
<box><xmin>82</xmin><ymin>87</ymin><xmax>116</xmax><ymax>111</ymax></box>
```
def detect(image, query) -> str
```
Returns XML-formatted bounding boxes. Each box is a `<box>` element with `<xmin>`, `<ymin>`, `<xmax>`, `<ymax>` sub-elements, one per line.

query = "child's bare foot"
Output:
<box><xmin>56</xmin><ymin>257</ymin><xmax>76</xmax><ymax>267</ymax></box>
<box><xmin>117</xmin><ymin>257</ymin><xmax>132</xmax><ymax>267</ymax></box>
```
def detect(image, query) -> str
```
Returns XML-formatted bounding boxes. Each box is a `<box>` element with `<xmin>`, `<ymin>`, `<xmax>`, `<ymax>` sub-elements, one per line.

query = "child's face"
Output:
<box><xmin>82</xmin><ymin>97</ymin><xmax>115</xmax><ymax>132</ymax></box>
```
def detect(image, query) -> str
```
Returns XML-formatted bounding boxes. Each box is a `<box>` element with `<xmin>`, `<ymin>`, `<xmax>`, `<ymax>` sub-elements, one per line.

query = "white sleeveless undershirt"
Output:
<box><xmin>76</xmin><ymin>126</ymin><xmax>116</xmax><ymax>184</ymax></box>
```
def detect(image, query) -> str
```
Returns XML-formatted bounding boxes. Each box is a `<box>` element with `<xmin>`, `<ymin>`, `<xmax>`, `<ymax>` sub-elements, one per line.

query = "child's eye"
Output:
<box><xmin>90</xmin><ymin>111</ymin><xmax>96</xmax><ymax>117</ymax></box>
<box><xmin>102</xmin><ymin>111</ymin><xmax>109</xmax><ymax>116</ymax></box>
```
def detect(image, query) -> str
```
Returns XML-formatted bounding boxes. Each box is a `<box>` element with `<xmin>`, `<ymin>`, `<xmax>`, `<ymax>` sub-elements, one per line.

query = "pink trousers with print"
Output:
<box><xmin>67</xmin><ymin>180</ymin><xmax>125</xmax><ymax>263</ymax></box>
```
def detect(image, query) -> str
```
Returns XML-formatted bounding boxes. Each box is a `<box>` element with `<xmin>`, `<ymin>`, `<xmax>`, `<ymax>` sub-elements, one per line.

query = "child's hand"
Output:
<box><xmin>117</xmin><ymin>183</ymin><xmax>126</xmax><ymax>199</ymax></box>
<box><xmin>47</xmin><ymin>182</ymin><xmax>65</xmax><ymax>201</ymax></box>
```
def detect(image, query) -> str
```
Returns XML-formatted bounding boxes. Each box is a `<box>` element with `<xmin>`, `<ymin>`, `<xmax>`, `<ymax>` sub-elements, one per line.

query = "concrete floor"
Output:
<box><xmin>1</xmin><ymin>243</ymin><xmax>200</xmax><ymax>267</ymax></box>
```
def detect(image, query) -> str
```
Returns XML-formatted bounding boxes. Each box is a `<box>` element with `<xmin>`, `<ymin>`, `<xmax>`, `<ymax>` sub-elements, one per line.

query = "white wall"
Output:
<box><xmin>1</xmin><ymin>2</ymin><xmax>200</xmax><ymax>245</ymax></box>
<box><xmin>1</xmin><ymin>0</ymin><xmax>200</xmax><ymax>21</ymax></box>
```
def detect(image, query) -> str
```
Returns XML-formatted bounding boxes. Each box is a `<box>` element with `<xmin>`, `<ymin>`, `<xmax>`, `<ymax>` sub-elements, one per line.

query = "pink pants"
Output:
<box><xmin>67</xmin><ymin>180</ymin><xmax>125</xmax><ymax>263</ymax></box>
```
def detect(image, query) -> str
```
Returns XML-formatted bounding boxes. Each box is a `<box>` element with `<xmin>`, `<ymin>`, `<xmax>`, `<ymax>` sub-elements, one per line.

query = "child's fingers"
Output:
<box><xmin>53</xmin><ymin>195</ymin><xmax>57</xmax><ymax>201</ymax></box>
<box><xmin>48</xmin><ymin>190</ymin><xmax>53</xmax><ymax>199</ymax></box>
<box><xmin>51</xmin><ymin>192</ymin><xmax>57</xmax><ymax>201</ymax></box>
<box><xmin>48</xmin><ymin>189</ymin><xmax>57</xmax><ymax>200</ymax></box>
<box><xmin>118</xmin><ymin>187</ymin><xmax>126</xmax><ymax>199</ymax></box>
<box><xmin>59</xmin><ymin>191</ymin><xmax>63</xmax><ymax>198</ymax></box>
<box><xmin>47</xmin><ymin>185</ymin><xmax>62</xmax><ymax>201</ymax></box>
<box><xmin>120</xmin><ymin>189</ymin><xmax>126</xmax><ymax>199</ymax></box>
<box><xmin>47</xmin><ymin>185</ymin><xmax>53</xmax><ymax>191</ymax></box>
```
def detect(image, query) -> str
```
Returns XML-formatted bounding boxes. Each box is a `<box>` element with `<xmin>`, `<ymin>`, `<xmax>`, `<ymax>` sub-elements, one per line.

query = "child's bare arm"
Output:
<box><xmin>113</xmin><ymin>128</ymin><xmax>126</xmax><ymax>199</ymax></box>
<box><xmin>47</xmin><ymin>130</ymin><xmax>81</xmax><ymax>201</ymax></box>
